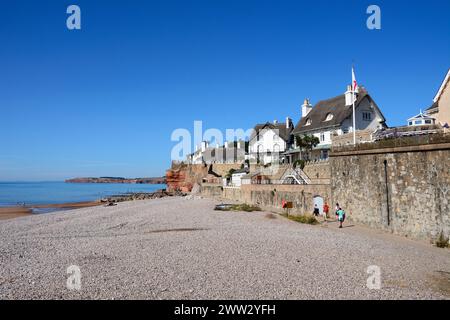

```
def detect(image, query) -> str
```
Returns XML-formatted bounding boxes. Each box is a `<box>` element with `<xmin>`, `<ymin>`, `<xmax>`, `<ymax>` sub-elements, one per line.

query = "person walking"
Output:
<box><xmin>313</xmin><ymin>204</ymin><xmax>320</xmax><ymax>217</ymax></box>
<box><xmin>323</xmin><ymin>202</ymin><xmax>330</xmax><ymax>220</ymax></box>
<box><xmin>337</xmin><ymin>207</ymin><xmax>346</xmax><ymax>228</ymax></box>
<box><xmin>335</xmin><ymin>203</ymin><xmax>340</xmax><ymax>219</ymax></box>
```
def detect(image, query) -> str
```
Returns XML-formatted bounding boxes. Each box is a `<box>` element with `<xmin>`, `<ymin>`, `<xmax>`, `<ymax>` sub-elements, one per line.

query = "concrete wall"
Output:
<box><xmin>330</xmin><ymin>143</ymin><xmax>450</xmax><ymax>241</ymax></box>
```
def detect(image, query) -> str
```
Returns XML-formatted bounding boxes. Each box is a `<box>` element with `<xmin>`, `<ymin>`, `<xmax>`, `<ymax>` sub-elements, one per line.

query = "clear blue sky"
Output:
<box><xmin>1</xmin><ymin>0</ymin><xmax>449</xmax><ymax>181</ymax></box>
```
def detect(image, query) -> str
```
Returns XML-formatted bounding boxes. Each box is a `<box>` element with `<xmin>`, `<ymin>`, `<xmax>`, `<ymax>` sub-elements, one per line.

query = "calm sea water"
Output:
<box><xmin>0</xmin><ymin>181</ymin><xmax>166</xmax><ymax>207</ymax></box>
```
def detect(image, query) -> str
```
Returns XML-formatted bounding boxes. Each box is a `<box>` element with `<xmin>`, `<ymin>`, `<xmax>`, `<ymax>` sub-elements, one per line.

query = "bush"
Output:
<box><xmin>293</xmin><ymin>160</ymin><xmax>306</xmax><ymax>170</ymax></box>
<box><xmin>283</xmin><ymin>214</ymin><xmax>319</xmax><ymax>225</ymax></box>
<box><xmin>215</xmin><ymin>203</ymin><xmax>262</xmax><ymax>212</ymax></box>
<box><xmin>225</xmin><ymin>168</ymin><xmax>236</xmax><ymax>179</ymax></box>
<box><xmin>232</xmin><ymin>204</ymin><xmax>262</xmax><ymax>212</ymax></box>
<box><xmin>436</xmin><ymin>232</ymin><xmax>449</xmax><ymax>248</ymax></box>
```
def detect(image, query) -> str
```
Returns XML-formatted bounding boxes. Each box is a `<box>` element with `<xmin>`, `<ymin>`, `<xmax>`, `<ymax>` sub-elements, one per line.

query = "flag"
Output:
<box><xmin>352</xmin><ymin>67</ymin><xmax>358</xmax><ymax>91</ymax></box>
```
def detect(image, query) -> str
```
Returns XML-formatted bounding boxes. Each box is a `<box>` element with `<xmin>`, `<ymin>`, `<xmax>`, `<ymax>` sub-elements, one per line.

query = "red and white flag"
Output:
<box><xmin>352</xmin><ymin>67</ymin><xmax>358</xmax><ymax>91</ymax></box>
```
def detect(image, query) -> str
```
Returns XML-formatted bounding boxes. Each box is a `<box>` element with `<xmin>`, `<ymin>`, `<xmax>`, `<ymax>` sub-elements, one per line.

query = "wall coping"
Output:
<box><xmin>330</xmin><ymin>142</ymin><xmax>450</xmax><ymax>157</ymax></box>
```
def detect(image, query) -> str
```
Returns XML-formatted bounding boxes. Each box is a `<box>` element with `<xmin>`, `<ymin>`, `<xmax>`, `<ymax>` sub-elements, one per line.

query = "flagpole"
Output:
<box><xmin>352</xmin><ymin>65</ymin><xmax>356</xmax><ymax>145</ymax></box>
<box><xmin>352</xmin><ymin>86</ymin><xmax>356</xmax><ymax>145</ymax></box>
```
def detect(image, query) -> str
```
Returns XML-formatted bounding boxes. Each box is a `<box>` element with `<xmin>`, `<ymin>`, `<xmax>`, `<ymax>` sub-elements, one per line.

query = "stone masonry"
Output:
<box><xmin>330</xmin><ymin>142</ymin><xmax>450</xmax><ymax>241</ymax></box>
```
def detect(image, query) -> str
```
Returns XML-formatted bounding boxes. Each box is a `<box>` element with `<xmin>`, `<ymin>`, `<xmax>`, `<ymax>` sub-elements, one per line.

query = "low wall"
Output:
<box><xmin>201</xmin><ymin>184</ymin><xmax>223</xmax><ymax>198</ymax></box>
<box><xmin>331</xmin><ymin>130</ymin><xmax>372</xmax><ymax>147</ymax></box>
<box><xmin>210</xmin><ymin>184</ymin><xmax>331</xmax><ymax>215</ymax></box>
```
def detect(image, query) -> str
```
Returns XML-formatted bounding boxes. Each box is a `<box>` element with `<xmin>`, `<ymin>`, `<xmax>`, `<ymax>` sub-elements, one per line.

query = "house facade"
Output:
<box><xmin>187</xmin><ymin>140</ymin><xmax>246</xmax><ymax>164</ymax></box>
<box><xmin>426</xmin><ymin>68</ymin><xmax>450</xmax><ymax>127</ymax></box>
<box><xmin>288</xmin><ymin>86</ymin><xmax>386</xmax><ymax>161</ymax></box>
<box><xmin>248</xmin><ymin>118</ymin><xmax>294</xmax><ymax>165</ymax></box>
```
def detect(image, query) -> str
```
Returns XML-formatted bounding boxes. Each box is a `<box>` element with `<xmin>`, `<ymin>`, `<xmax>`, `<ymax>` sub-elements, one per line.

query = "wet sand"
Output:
<box><xmin>0</xmin><ymin>207</ymin><xmax>32</xmax><ymax>220</ymax></box>
<box><xmin>0</xmin><ymin>201</ymin><xmax>102</xmax><ymax>220</ymax></box>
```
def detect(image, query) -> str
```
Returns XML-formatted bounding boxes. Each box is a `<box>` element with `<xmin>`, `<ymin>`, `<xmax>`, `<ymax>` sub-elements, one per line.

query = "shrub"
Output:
<box><xmin>216</xmin><ymin>203</ymin><xmax>262</xmax><ymax>212</ymax></box>
<box><xmin>436</xmin><ymin>232</ymin><xmax>449</xmax><ymax>248</ymax></box>
<box><xmin>233</xmin><ymin>204</ymin><xmax>262</xmax><ymax>212</ymax></box>
<box><xmin>284</xmin><ymin>214</ymin><xmax>319</xmax><ymax>225</ymax></box>
<box><xmin>293</xmin><ymin>160</ymin><xmax>306</xmax><ymax>170</ymax></box>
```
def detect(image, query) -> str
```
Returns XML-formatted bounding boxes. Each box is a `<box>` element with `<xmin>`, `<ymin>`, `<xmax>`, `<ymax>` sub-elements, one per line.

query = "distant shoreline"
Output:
<box><xmin>0</xmin><ymin>200</ymin><xmax>102</xmax><ymax>220</ymax></box>
<box><xmin>0</xmin><ymin>189</ymin><xmax>175</xmax><ymax>221</ymax></box>
<box><xmin>65</xmin><ymin>177</ymin><xmax>166</xmax><ymax>184</ymax></box>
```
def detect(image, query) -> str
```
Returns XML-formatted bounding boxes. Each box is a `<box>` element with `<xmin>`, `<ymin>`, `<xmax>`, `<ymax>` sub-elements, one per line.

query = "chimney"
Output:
<box><xmin>201</xmin><ymin>141</ymin><xmax>207</xmax><ymax>152</ymax></box>
<box><xmin>345</xmin><ymin>85</ymin><xmax>356</xmax><ymax>106</ymax></box>
<box><xmin>273</xmin><ymin>119</ymin><xmax>278</xmax><ymax>125</ymax></box>
<box><xmin>301</xmin><ymin>99</ymin><xmax>312</xmax><ymax>118</ymax></box>
<box><xmin>286</xmin><ymin>117</ymin><xmax>292</xmax><ymax>129</ymax></box>
<box><xmin>237</xmin><ymin>141</ymin><xmax>241</xmax><ymax>149</ymax></box>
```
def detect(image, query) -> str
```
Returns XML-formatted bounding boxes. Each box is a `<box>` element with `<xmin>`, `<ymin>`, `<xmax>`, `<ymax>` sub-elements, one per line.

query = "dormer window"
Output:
<box><xmin>305</xmin><ymin>118</ymin><xmax>312</xmax><ymax>126</ymax></box>
<box><xmin>324</xmin><ymin>113</ymin><xmax>334</xmax><ymax>121</ymax></box>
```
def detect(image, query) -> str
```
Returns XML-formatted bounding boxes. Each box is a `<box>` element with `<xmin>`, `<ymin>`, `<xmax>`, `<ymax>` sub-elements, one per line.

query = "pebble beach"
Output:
<box><xmin>0</xmin><ymin>196</ymin><xmax>449</xmax><ymax>300</ymax></box>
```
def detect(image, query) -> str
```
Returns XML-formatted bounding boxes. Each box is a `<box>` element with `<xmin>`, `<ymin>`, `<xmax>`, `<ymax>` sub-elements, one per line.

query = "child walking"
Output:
<box><xmin>337</xmin><ymin>207</ymin><xmax>346</xmax><ymax>228</ymax></box>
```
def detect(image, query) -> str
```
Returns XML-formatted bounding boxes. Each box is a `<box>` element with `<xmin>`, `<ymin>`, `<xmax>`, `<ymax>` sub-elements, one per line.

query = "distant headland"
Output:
<box><xmin>65</xmin><ymin>177</ymin><xmax>166</xmax><ymax>184</ymax></box>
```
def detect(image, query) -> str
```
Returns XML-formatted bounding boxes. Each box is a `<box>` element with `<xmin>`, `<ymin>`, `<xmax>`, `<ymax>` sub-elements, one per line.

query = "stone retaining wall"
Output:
<box><xmin>202</xmin><ymin>184</ymin><xmax>331</xmax><ymax>215</ymax></box>
<box><xmin>330</xmin><ymin>142</ymin><xmax>450</xmax><ymax>241</ymax></box>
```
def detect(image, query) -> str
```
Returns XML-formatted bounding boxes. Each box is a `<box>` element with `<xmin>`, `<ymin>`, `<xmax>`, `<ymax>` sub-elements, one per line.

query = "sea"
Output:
<box><xmin>0</xmin><ymin>181</ymin><xmax>166</xmax><ymax>207</ymax></box>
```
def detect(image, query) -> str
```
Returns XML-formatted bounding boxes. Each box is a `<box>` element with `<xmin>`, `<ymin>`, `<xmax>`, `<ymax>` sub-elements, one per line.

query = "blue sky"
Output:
<box><xmin>0</xmin><ymin>0</ymin><xmax>449</xmax><ymax>181</ymax></box>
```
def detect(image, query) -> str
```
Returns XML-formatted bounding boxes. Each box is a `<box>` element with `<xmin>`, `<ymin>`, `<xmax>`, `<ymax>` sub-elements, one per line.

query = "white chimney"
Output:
<box><xmin>345</xmin><ymin>85</ymin><xmax>356</xmax><ymax>106</ymax></box>
<box><xmin>201</xmin><ymin>141</ymin><xmax>208</xmax><ymax>152</ymax></box>
<box><xmin>237</xmin><ymin>141</ymin><xmax>241</xmax><ymax>149</ymax></box>
<box><xmin>301</xmin><ymin>99</ymin><xmax>312</xmax><ymax>118</ymax></box>
<box><xmin>286</xmin><ymin>117</ymin><xmax>292</xmax><ymax>129</ymax></box>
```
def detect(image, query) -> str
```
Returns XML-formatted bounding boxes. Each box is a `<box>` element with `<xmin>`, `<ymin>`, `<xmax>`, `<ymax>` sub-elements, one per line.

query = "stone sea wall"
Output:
<box><xmin>330</xmin><ymin>142</ymin><xmax>450</xmax><ymax>241</ymax></box>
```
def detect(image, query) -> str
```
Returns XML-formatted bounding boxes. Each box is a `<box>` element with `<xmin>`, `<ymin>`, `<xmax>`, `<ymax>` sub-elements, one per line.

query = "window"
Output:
<box><xmin>324</xmin><ymin>113</ymin><xmax>334</xmax><ymax>121</ymax></box>
<box><xmin>414</xmin><ymin>120</ymin><xmax>421</xmax><ymax>125</ymax></box>
<box><xmin>320</xmin><ymin>132</ymin><xmax>325</xmax><ymax>142</ymax></box>
<box><xmin>273</xmin><ymin>144</ymin><xmax>280</xmax><ymax>153</ymax></box>
<box><xmin>408</xmin><ymin>121</ymin><xmax>413</xmax><ymax>126</ymax></box>
<box><xmin>305</xmin><ymin>118</ymin><xmax>312</xmax><ymax>126</ymax></box>
<box><xmin>273</xmin><ymin>133</ymin><xmax>279</xmax><ymax>141</ymax></box>
<box><xmin>362</xmin><ymin>112</ymin><xmax>372</xmax><ymax>121</ymax></box>
<box><xmin>342</xmin><ymin>127</ymin><xmax>349</xmax><ymax>134</ymax></box>
<box><xmin>425</xmin><ymin>119</ymin><xmax>432</xmax><ymax>124</ymax></box>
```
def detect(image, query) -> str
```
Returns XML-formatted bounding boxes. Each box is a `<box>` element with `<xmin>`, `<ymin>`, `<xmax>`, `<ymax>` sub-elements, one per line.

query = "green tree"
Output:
<box><xmin>295</xmin><ymin>135</ymin><xmax>320</xmax><ymax>160</ymax></box>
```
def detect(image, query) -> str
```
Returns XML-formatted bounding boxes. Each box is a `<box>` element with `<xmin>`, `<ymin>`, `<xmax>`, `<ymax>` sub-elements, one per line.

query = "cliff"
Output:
<box><xmin>166</xmin><ymin>164</ymin><xmax>209</xmax><ymax>193</ymax></box>
<box><xmin>65</xmin><ymin>177</ymin><xmax>166</xmax><ymax>184</ymax></box>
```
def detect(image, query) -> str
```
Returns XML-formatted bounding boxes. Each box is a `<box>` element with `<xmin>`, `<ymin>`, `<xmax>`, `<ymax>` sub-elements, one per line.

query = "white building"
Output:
<box><xmin>289</xmin><ymin>86</ymin><xmax>387</xmax><ymax>161</ymax></box>
<box><xmin>407</xmin><ymin>111</ymin><xmax>436</xmax><ymax>126</ymax></box>
<box><xmin>187</xmin><ymin>140</ymin><xmax>246</xmax><ymax>164</ymax></box>
<box><xmin>248</xmin><ymin>118</ymin><xmax>294</xmax><ymax>165</ymax></box>
<box><xmin>230</xmin><ymin>168</ymin><xmax>250</xmax><ymax>187</ymax></box>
